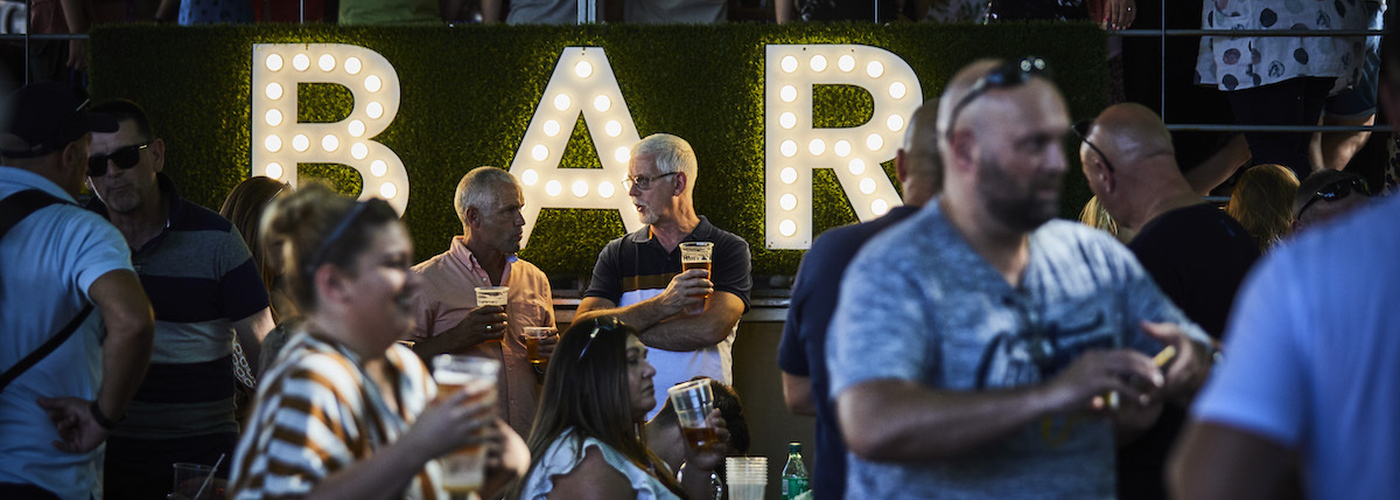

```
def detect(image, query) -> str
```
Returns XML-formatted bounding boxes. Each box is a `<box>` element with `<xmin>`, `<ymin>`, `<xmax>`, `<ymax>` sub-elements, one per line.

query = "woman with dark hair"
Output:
<box><xmin>230</xmin><ymin>184</ymin><xmax>526</xmax><ymax>499</ymax></box>
<box><xmin>512</xmin><ymin>317</ymin><xmax>727</xmax><ymax>500</ymax></box>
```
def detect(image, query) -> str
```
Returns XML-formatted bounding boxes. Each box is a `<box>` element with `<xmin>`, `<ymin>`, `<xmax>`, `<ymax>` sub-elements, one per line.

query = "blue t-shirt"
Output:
<box><xmin>1192</xmin><ymin>194</ymin><xmax>1400</xmax><ymax>499</ymax></box>
<box><xmin>827</xmin><ymin>202</ymin><xmax>1205</xmax><ymax>500</ymax></box>
<box><xmin>0</xmin><ymin>167</ymin><xmax>133</xmax><ymax>499</ymax></box>
<box><xmin>776</xmin><ymin>205</ymin><xmax>918</xmax><ymax>500</ymax></box>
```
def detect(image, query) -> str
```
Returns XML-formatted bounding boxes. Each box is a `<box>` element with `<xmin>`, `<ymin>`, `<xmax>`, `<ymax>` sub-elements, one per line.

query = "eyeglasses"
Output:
<box><xmin>1070</xmin><ymin>119</ymin><xmax>1116</xmax><ymax>175</ymax></box>
<box><xmin>87</xmin><ymin>142</ymin><xmax>151</xmax><ymax>177</ymax></box>
<box><xmin>577</xmin><ymin>316</ymin><xmax>623</xmax><ymax>361</ymax></box>
<box><xmin>1298</xmin><ymin>177</ymin><xmax>1370</xmax><ymax>219</ymax></box>
<box><xmin>945</xmin><ymin>57</ymin><xmax>1050</xmax><ymax>140</ymax></box>
<box><xmin>622</xmin><ymin>172</ymin><xmax>678</xmax><ymax>191</ymax></box>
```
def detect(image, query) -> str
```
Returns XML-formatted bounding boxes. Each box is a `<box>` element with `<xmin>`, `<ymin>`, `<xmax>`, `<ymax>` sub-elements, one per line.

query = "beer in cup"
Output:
<box><xmin>522</xmin><ymin>327</ymin><xmax>554</xmax><ymax>369</ymax></box>
<box><xmin>678</xmin><ymin>242</ymin><xmax>713</xmax><ymax>315</ymax></box>
<box><xmin>666</xmin><ymin>379</ymin><xmax>722</xmax><ymax>452</ymax></box>
<box><xmin>431</xmin><ymin>355</ymin><xmax>501</xmax><ymax>497</ymax></box>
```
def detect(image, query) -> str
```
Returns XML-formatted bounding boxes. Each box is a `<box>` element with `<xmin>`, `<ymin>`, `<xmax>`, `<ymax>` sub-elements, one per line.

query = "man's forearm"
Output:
<box><xmin>574</xmin><ymin>296</ymin><xmax>675</xmax><ymax>333</ymax></box>
<box><xmin>838</xmin><ymin>380</ymin><xmax>1065</xmax><ymax>461</ymax></box>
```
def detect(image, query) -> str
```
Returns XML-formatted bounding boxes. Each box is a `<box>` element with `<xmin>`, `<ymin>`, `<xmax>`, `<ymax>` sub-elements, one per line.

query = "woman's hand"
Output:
<box><xmin>1091</xmin><ymin>0</ymin><xmax>1135</xmax><ymax>30</ymax></box>
<box><xmin>403</xmin><ymin>387</ymin><xmax>496</xmax><ymax>460</ymax></box>
<box><xmin>683</xmin><ymin>409</ymin><xmax>730</xmax><ymax>472</ymax></box>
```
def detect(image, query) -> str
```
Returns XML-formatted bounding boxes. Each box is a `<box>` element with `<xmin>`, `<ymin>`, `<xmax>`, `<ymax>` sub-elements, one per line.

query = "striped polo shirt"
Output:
<box><xmin>88</xmin><ymin>173</ymin><xmax>269</xmax><ymax>439</ymax></box>
<box><xmin>231</xmin><ymin>331</ymin><xmax>443</xmax><ymax>500</ymax></box>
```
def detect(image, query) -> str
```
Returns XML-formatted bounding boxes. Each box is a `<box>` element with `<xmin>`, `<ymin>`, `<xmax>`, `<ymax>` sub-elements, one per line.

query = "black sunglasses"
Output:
<box><xmin>577</xmin><ymin>316</ymin><xmax>623</xmax><ymax>361</ymax></box>
<box><xmin>1070</xmin><ymin>119</ymin><xmax>1116</xmax><ymax>175</ymax></box>
<box><xmin>87</xmin><ymin>142</ymin><xmax>151</xmax><ymax>177</ymax></box>
<box><xmin>1298</xmin><ymin>177</ymin><xmax>1370</xmax><ymax>219</ymax></box>
<box><xmin>945</xmin><ymin>57</ymin><xmax>1050</xmax><ymax>139</ymax></box>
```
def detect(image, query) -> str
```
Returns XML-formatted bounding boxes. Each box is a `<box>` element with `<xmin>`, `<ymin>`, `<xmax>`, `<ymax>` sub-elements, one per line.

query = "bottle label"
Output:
<box><xmin>783</xmin><ymin>477</ymin><xmax>809</xmax><ymax>499</ymax></box>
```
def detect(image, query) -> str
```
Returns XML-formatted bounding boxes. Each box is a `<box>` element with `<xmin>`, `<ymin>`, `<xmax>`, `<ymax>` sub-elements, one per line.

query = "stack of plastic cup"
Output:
<box><xmin>726</xmin><ymin>456</ymin><xmax>767</xmax><ymax>500</ymax></box>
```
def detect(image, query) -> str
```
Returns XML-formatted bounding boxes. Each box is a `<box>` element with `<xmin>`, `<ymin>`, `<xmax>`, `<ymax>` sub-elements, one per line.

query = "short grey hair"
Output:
<box><xmin>454</xmin><ymin>166</ymin><xmax>519</xmax><ymax>223</ymax></box>
<box><xmin>633</xmin><ymin>133</ymin><xmax>698</xmax><ymax>187</ymax></box>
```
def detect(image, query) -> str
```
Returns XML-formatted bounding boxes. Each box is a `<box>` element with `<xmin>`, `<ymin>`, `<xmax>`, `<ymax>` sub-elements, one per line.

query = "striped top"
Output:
<box><xmin>230</xmin><ymin>330</ymin><xmax>444</xmax><ymax>500</ymax></box>
<box><xmin>87</xmin><ymin>173</ymin><xmax>269</xmax><ymax>440</ymax></box>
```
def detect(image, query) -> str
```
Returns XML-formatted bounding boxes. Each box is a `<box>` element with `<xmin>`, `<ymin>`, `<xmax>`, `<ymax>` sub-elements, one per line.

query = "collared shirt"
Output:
<box><xmin>0</xmin><ymin>166</ymin><xmax>132</xmax><ymax>499</ymax></box>
<box><xmin>584</xmin><ymin>215</ymin><xmax>752</xmax><ymax>418</ymax></box>
<box><xmin>411</xmin><ymin>236</ymin><xmax>554</xmax><ymax>437</ymax></box>
<box><xmin>87</xmin><ymin>172</ymin><xmax>269</xmax><ymax>440</ymax></box>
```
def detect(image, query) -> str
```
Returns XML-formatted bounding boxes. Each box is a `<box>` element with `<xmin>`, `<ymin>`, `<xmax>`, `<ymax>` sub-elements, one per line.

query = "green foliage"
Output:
<box><xmin>88</xmin><ymin>23</ymin><xmax>1106</xmax><ymax>277</ymax></box>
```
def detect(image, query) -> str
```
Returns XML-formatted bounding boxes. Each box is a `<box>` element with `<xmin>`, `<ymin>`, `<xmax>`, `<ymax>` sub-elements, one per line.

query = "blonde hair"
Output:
<box><xmin>1227</xmin><ymin>164</ymin><xmax>1299</xmax><ymax>251</ymax></box>
<box><xmin>1079</xmin><ymin>196</ymin><xmax>1133</xmax><ymax>244</ymax></box>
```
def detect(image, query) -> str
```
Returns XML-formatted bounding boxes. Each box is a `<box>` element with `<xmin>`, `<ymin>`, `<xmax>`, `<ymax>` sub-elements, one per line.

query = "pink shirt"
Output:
<box><xmin>412</xmin><ymin>236</ymin><xmax>555</xmax><ymax>437</ymax></box>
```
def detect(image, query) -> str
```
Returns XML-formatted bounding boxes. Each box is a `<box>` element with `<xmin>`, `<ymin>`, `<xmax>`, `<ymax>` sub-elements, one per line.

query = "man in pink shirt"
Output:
<box><xmin>410</xmin><ymin>166</ymin><xmax>558</xmax><ymax>436</ymax></box>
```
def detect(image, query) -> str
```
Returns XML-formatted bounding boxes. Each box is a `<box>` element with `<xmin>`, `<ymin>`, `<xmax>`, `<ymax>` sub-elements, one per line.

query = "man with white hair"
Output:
<box><xmin>410</xmin><ymin>166</ymin><xmax>557</xmax><ymax>437</ymax></box>
<box><xmin>575</xmin><ymin>133</ymin><xmax>752</xmax><ymax>417</ymax></box>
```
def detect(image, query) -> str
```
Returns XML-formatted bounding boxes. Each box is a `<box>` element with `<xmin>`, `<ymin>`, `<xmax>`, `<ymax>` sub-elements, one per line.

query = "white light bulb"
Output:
<box><xmin>265</xmin><ymin>54</ymin><xmax>283</xmax><ymax>72</ymax></box>
<box><xmin>598</xmin><ymin>181</ymin><xmax>615</xmax><ymax>198</ymax></box>
<box><xmin>345</xmin><ymin>57</ymin><xmax>362</xmax><ymax>75</ymax></box>
<box><xmin>860</xmin><ymin>178</ymin><xmax>877</xmax><ymax>194</ymax></box>
<box><xmin>265</xmin><ymin>109</ymin><xmax>282</xmax><ymax>126</ymax></box>
<box><xmin>265</xmin><ymin>82</ymin><xmax>283</xmax><ymax>100</ymax></box>
<box><xmin>532</xmin><ymin>144</ymin><xmax>549</xmax><ymax>161</ymax></box>
<box><xmin>781</xmin><ymin>56</ymin><xmax>798</xmax><ymax>73</ymax></box>
<box><xmin>808</xmin><ymin>139</ymin><xmax>826</xmax><ymax>156</ymax></box>
<box><xmin>365</xmin><ymin>75</ymin><xmax>382</xmax><ymax>92</ymax></box>
<box><xmin>780</xmin><ymin>140</ymin><xmax>798</xmax><ymax>158</ymax></box>
<box><xmin>605</xmin><ymin>120</ymin><xmax>622</xmax><ymax>137</ymax></box>
<box><xmin>867</xmin><ymin>60</ymin><xmax>884</xmax><ymax>78</ymax></box>
<box><xmin>351</xmin><ymin>143</ymin><xmax>368</xmax><ymax>159</ymax></box>
<box><xmin>545</xmin><ymin>180</ymin><xmax>562</xmax><ymax>197</ymax></box>
<box><xmin>780</xmin><ymin>112</ymin><xmax>797</xmax><ymax>129</ymax></box>
<box><xmin>266</xmin><ymin>162</ymin><xmax>283</xmax><ymax>179</ymax></box>
<box><xmin>371</xmin><ymin>160</ymin><xmax>387</xmax><ymax>177</ymax></box>
<box><xmin>321</xmin><ymin>135</ymin><xmax>338</xmax><ymax>152</ymax></box>
<box><xmin>594</xmin><ymin>95</ymin><xmax>611</xmax><ymax>112</ymax></box>
<box><xmin>838</xmin><ymin>55</ymin><xmax>855</xmax><ymax>72</ymax></box>
<box><xmin>780</xmin><ymin>194</ymin><xmax>798</xmax><ymax>211</ymax></box>
<box><xmin>522</xmin><ymin>169</ymin><xmax>539</xmax><ymax>186</ymax></box>
<box><xmin>543</xmin><ymin>120</ymin><xmax>561</xmax><ymax>137</ymax></box>
<box><xmin>867</xmin><ymin>133</ymin><xmax>884</xmax><ymax>151</ymax></box>
<box><xmin>264</xmin><ymin>135</ymin><xmax>281</xmax><ymax>152</ymax></box>
<box><xmin>779</xmin><ymin>219</ymin><xmax>797</xmax><ymax>237</ymax></box>
<box><xmin>812</xmin><ymin>55</ymin><xmax>829</xmax><ymax>72</ymax></box>
<box><xmin>292</xmin><ymin>134</ymin><xmax>309</xmax><ymax>152</ymax></box>
<box><xmin>887</xmin><ymin>114</ymin><xmax>904</xmax><ymax>131</ymax></box>
<box><xmin>575</xmin><ymin>61</ymin><xmax>593</xmax><ymax>78</ymax></box>
<box><xmin>318</xmin><ymin>54</ymin><xmax>335</xmax><ymax>72</ymax></box>
<box><xmin>614</xmin><ymin>147</ymin><xmax>631</xmax><ymax>163</ymax></box>
<box><xmin>348</xmin><ymin>120</ymin><xmax>365</xmax><ymax>137</ymax></box>
<box><xmin>834</xmin><ymin>140</ymin><xmax>852</xmax><ymax>157</ymax></box>
<box><xmin>292</xmin><ymin>54</ymin><xmax>309</xmax><ymax>71</ymax></box>
<box><xmin>848</xmin><ymin>158</ymin><xmax>866</xmax><ymax>175</ymax></box>
<box><xmin>572</xmin><ymin>180</ymin><xmax>589</xmax><ymax>197</ymax></box>
<box><xmin>380</xmin><ymin>182</ymin><xmax>397</xmax><ymax>199</ymax></box>
<box><xmin>889</xmin><ymin>81</ymin><xmax>907</xmax><ymax>99</ymax></box>
<box><xmin>871</xmin><ymin>199</ymin><xmax>890</xmax><ymax>215</ymax></box>
<box><xmin>781</xmin><ymin>167</ymin><xmax>798</xmax><ymax>184</ymax></box>
<box><xmin>366</xmin><ymin>102</ymin><xmax>384</xmax><ymax>119</ymax></box>
<box><xmin>780</xmin><ymin>85</ymin><xmax>797</xmax><ymax>103</ymax></box>
<box><xmin>554</xmin><ymin>94</ymin><xmax>571</xmax><ymax>111</ymax></box>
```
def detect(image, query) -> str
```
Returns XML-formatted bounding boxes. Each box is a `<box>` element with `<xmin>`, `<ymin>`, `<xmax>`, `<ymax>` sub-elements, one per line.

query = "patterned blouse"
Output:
<box><xmin>1197</xmin><ymin>0</ymin><xmax>1367</xmax><ymax>91</ymax></box>
<box><xmin>230</xmin><ymin>331</ymin><xmax>444</xmax><ymax>500</ymax></box>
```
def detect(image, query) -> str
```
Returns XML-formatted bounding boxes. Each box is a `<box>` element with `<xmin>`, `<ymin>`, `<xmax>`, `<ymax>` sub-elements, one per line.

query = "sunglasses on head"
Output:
<box><xmin>87</xmin><ymin>142</ymin><xmax>151</xmax><ymax>177</ymax></box>
<box><xmin>1070</xmin><ymin>119</ymin><xmax>1116</xmax><ymax>175</ymax></box>
<box><xmin>577</xmin><ymin>315</ymin><xmax>623</xmax><ymax>361</ymax></box>
<box><xmin>1298</xmin><ymin>177</ymin><xmax>1370</xmax><ymax>219</ymax></box>
<box><xmin>945</xmin><ymin>57</ymin><xmax>1050</xmax><ymax>139</ymax></box>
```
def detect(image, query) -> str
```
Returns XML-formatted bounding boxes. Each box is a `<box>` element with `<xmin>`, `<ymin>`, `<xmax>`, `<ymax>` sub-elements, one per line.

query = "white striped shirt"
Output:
<box><xmin>231</xmin><ymin>331</ymin><xmax>443</xmax><ymax>500</ymax></box>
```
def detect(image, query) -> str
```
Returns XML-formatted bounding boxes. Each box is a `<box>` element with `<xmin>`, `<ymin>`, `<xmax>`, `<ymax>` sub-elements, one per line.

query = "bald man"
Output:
<box><xmin>826</xmin><ymin>60</ymin><xmax>1214</xmax><ymax>499</ymax></box>
<box><xmin>1079</xmin><ymin>103</ymin><xmax>1259</xmax><ymax>500</ymax></box>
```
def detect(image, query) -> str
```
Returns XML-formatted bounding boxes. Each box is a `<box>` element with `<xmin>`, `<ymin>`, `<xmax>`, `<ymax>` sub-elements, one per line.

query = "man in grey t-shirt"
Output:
<box><xmin>826</xmin><ymin>59</ymin><xmax>1216</xmax><ymax>499</ymax></box>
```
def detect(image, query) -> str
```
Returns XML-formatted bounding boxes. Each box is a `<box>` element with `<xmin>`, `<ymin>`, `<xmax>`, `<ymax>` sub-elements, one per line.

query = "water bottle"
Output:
<box><xmin>781</xmin><ymin>441</ymin><xmax>810</xmax><ymax>500</ymax></box>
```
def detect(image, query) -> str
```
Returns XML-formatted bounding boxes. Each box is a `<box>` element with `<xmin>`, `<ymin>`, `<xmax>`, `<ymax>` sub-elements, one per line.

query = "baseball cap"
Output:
<box><xmin>0</xmin><ymin>82</ymin><xmax>119</xmax><ymax>159</ymax></box>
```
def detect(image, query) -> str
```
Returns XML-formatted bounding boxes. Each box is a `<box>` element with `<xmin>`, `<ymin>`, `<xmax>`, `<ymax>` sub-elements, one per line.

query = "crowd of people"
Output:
<box><xmin>3</xmin><ymin>4</ymin><xmax>1398</xmax><ymax>500</ymax></box>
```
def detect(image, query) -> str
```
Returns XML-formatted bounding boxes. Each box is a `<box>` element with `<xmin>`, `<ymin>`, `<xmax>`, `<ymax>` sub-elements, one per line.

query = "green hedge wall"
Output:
<box><xmin>89</xmin><ymin>23</ymin><xmax>1107</xmax><ymax>277</ymax></box>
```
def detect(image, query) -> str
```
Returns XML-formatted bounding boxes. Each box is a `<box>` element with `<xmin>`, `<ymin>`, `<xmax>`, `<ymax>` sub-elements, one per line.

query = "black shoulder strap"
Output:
<box><xmin>0</xmin><ymin>189</ymin><xmax>96</xmax><ymax>392</ymax></box>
